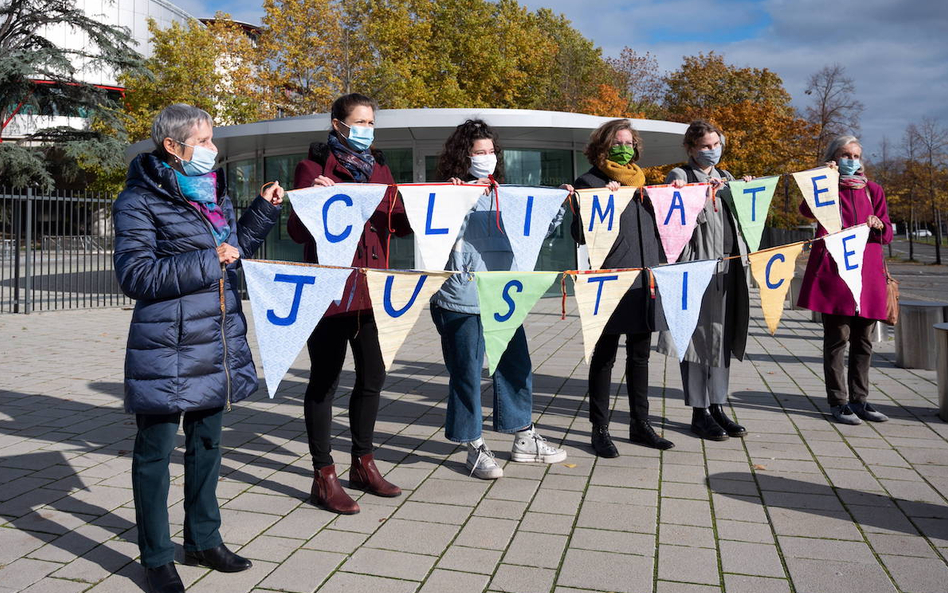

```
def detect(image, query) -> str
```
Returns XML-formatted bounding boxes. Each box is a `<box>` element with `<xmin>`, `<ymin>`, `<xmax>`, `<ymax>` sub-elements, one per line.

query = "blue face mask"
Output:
<box><xmin>838</xmin><ymin>158</ymin><xmax>861</xmax><ymax>175</ymax></box>
<box><xmin>339</xmin><ymin>121</ymin><xmax>374</xmax><ymax>152</ymax></box>
<box><xmin>177</xmin><ymin>142</ymin><xmax>218</xmax><ymax>176</ymax></box>
<box><xmin>694</xmin><ymin>146</ymin><xmax>722</xmax><ymax>168</ymax></box>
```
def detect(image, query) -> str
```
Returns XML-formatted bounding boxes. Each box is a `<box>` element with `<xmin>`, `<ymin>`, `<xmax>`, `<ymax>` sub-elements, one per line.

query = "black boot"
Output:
<box><xmin>690</xmin><ymin>407</ymin><xmax>728</xmax><ymax>441</ymax></box>
<box><xmin>591</xmin><ymin>425</ymin><xmax>619</xmax><ymax>458</ymax></box>
<box><xmin>709</xmin><ymin>404</ymin><xmax>747</xmax><ymax>437</ymax></box>
<box><xmin>184</xmin><ymin>543</ymin><xmax>252</xmax><ymax>573</ymax></box>
<box><xmin>629</xmin><ymin>420</ymin><xmax>675</xmax><ymax>450</ymax></box>
<box><xmin>144</xmin><ymin>563</ymin><xmax>185</xmax><ymax>593</ymax></box>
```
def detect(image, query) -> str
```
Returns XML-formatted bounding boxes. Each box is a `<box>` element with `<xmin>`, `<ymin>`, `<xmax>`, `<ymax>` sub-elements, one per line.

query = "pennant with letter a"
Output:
<box><xmin>286</xmin><ymin>184</ymin><xmax>387</xmax><ymax>266</ymax></box>
<box><xmin>647</xmin><ymin>184</ymin><xmax>709</xmax><ymax>263</ymax></box>
<box><xmin>243</xmin><ymin>261</ymin><xmax>353</xmax><ymax>398</ymax></box>
<box><xmin>365</xmin><ymin>269</ymin><xmax>453</xmax><ymax>371</ymax></box>
<box><xmin>571</xmin><ymin>270</ymin><xmax>641</xmax><ymax>364</ymax></box>
<box><xmin>792</xmin><ymin>167</ymin><xmax>841</xmax><ymax>234</ymax></box>
<box><xmin>748</xmin><ymin>243</ymin><xmax>804</xmax><ymax>334</ymax></box>
<box><xmin>725</xmin><ymin>176</ymin><xmax>780</xmax><ymax>252</ymax></box>
<box><xmin>823</xmin><ymin>225</ymin><xmax>870</xmax><ymax>312</ymax></box>
<box><xmin>475</xmin><ymin>272</ymin><xmax>559</xmax><ymax>374</ymax></box>
<box><xmin>652</xmin><ymin>260</ymin><xmax>718</xmax><ymax>361</ymax></box>
<box><xmin>398</xmin><ymin>183</ymin><xmax>484</xmax><ymax>270</ymax></box>
<box><xmin>498</xmin><ymin>185</ymin><xmax>568</xmax><ymax>271</ymax></box>
<box><xmin>576</xmin><ymin>187</ymin><xmax>636</xmax><ymax>270</ymax></box>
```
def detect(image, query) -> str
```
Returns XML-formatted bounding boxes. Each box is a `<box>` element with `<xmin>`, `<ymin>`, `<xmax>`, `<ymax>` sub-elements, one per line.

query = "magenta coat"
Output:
<box><xmin>796</xmin><ymin>180</ymin><xmax>893</xmax><ymax>320</ymax></box>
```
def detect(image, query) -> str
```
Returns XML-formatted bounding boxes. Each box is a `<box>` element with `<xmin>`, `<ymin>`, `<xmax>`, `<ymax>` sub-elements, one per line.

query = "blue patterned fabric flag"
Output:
<box><xmin>652</xmin><ymin>260</ymin><xmax>718</xmax><ymax>361</ymax></box>
<box><xmin>287</xmin><ymin>184</ymin><xmax>388</xmax><ymax>266</ymax></box>
<box><xmin>498</xmin><ymin>185</ymin><xmax>568</xmax><ymax>271</ymax></box>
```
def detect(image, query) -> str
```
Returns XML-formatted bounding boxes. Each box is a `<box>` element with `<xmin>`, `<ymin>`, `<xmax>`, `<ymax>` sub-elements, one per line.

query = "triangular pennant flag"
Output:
<box><xmin>792</xmin><ymin>167</ymin><xmax>842</xmax><ymax>234</ymax></box>
<box><xmin>576</xmin><ymin>187</ymin><xmax>637</xmax><ymax>269</ymax></box>
<box><xmin>365</xmin><ymin>269</ymin><xmax>453</xmax><ymax>371</ymax></box>
<box><xmin>286</xmin><ymin>184</ymin><xmax>387</xmax><ymax>266</ymax></box>
<box><xmin>647</xmin><ymin>184</ymin><xmax>709</xmax><ymax>263</ymax></box>
<box><xmin>652</xmin><ymin>260</ymin><xmax>718</xmax><ymax>361</ymax></box>
<box><xmin>498</xmin><ymin>185</ymin><xmax>568</xmax><ymax>271</ymax></box>
<box><xmin>823</xmin><ymin>225</ymin><xmax>870</xmax><ymax>312</ymax></box>
<box><xmin>475</xmin><ymin>271</ymin><xmax>559</xmax><ymax>374</ymax></box>
<box><xmin>724</xmin><ymin>176</ymin><xmax>780</xmax><ymax>252</ymax></box>
<box><xmin>748</xmin><ymin>243</ymin><xmax>804</xmax><ymax>334</ymax></box>
<box><xmin>398</xmin><ymin>184</ymin><xmax>485</xmax><ymax>270</ymax></box>
<box><xmin>570</xmin><ymin>270</ymin><xmax>641</xmax><ymax>364</ymax></box>
<box><xmin>243</xmin><ymin>260</ymin><xmax>353</xmax><ymax>398</ymax></box>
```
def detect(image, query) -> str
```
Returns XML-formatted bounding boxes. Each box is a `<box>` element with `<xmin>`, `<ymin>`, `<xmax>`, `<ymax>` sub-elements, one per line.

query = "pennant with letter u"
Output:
<box><xmin>576</xmin><ymin>187</ymin><xmax>636</xmax><ymax>270</ymax></box>
<box><xmin>725</xmin><ymin>176</ymin><xmax>780</xmax><ymax>252</ymax></box>
<box><xmin>652</xmin><ymin>260</ymin><xmax>718</xmax><ymax>361</ymax></box>
<box><xmin>823</xmin><ymin>225</ymin><xmax>870</xmax><ymax>312</ymax></box>
<box><xmin>571</xmin><ymin>270</ymin><xmax>641</xmax><ymax>364</ymax></box>
<box><xmin>398</xmin><ymin>183</ymin><xmax>485</xmax><ymax>270</ymax></box>
<box><xmin>647</xmin><ymin>184</ymin><xmax>709</xmax><ymax>263</ymax></box>
<box><xmin>365</xmin><ymin>269</ymin><xmax>453</xmax><ymax>371</ymax></box>
<box><xmin>748</xmin><ymin>243</ymin><xmax>804</xmax><ymax>334</ymax></box>
<box><xmin>498</xmin><ymin>185</ymin><xmax>568</xmax><ymax>271</ymax></box>
<box><xmin>793</xmin><ymin>167</ymin><xmax>841</xmax><ymax>234</ymax></box>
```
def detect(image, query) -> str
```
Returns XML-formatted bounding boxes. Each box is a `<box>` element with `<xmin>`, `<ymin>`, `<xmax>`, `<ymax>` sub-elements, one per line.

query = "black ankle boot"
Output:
<box><xmin>629</xmin><ymin>420</ymin><xmax>675</xmax><ymax>450</ymax></box>
<box><xmin>184</xmin><ymin>543</ymin><xmax>252</xmax><ymax>573</ymax></box>
<box><xmin>144</xmin><ymin>563</ymin><xmax>184</xmax><ymax>593</ymax></box>
<box><xmin>709</xmin><ymin>404</ymin><xmax>747</xmax><ymax>437</ymax></box>
<box><xmin>591</xmin><ymin>425</ymin><xmax>619</xmax><ymax>458</ymax></box>
<box><xmin>690</xmin><ymin>407</ymin><xmax>728</xmax><ymax>441</ymax></box>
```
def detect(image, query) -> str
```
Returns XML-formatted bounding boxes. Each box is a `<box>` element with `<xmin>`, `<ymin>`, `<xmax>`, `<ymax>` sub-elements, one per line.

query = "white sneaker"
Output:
<box><xmin>510</xmin><ymin>424</ymin><xmax>567</xmax><ymax>463</ymax></box>
<box><xmin>466</xmin><ymin>441</ymin><xmax>503</xmax><ymax>479</ymax></box>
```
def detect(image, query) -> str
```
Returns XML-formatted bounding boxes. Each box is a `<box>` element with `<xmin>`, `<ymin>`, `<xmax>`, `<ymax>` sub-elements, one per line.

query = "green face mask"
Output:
<box><xmin>607</xmin><ymin>145</ymin><xmax>636</xmax><ymax>165</ymax></box>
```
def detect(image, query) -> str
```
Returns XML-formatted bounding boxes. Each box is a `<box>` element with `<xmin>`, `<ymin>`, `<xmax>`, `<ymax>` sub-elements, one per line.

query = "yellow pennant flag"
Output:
<box><xmin>792</xmin><ymin>167</ymin><xmax>841</xmax><ymax>234</ymax></box>
<box><xmin>748</xmin><ymin>243</ymin><xmax>805</xmax><ymax>335</ymax></box>
<box><xmin>576</xmin><ymin>187</ymin><xmax>637</xmax><ymax>269</ymax></box>
<box><xmin>570</xmin><ymin>270</ymin><xmax>641</xmax><ymax>363</ymax></box>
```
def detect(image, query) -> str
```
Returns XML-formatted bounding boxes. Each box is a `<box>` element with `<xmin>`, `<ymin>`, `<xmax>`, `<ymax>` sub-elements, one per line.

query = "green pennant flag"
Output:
<box><xmin>475</xmin><ymin>271</ymin><xmax>559</xmax><ymax>374</ymax></box>
<box><xmin>723</xmin><ymin>175</ymin><xmax>780</xmax><ymax>252</ymax></box>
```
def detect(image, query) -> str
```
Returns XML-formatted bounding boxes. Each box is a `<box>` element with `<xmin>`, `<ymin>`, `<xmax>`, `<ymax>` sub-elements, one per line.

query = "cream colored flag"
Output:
<box><xmin>571</xmin><ymin>270</ymin><xmax>641</xmax><ymax>363</ymax></box>
<box><xmin>748</xmin><ymin>243</ymin><xmax>805</xmax><ymax>335</ymax></box>
<box><xmin>365</xmin><ymin>270</ymin><xmax>453</xmax><ymax>370</ymax></box>
<box><xmin>576</xmin><ymin>187</ymin><xmax>637</xmax><ymax>269</ymax></box>
<box><xmin>792</xmin><ymin>167</ymin><xmax>842</xmax><ymax>234</ymax></box>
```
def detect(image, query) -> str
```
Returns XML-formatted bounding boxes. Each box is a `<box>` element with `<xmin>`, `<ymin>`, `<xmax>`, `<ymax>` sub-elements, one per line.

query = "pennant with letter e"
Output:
<box><xmin>243</xmin><ymin>261</ymin><xmax>353</xmax><ymax>398</ymax></box>
<box><xmin>576</xmin><ymin>187</ymin><xmax>636</xmax><ymax>270</ymax></box>
<box><xmin>365</xmin><ymin>269</ymin><xmax>453</xmax><ymax>371</ymax></box>
<box><xmin>475</xmin><ymin>272</ymin><xmax>559</xmax><ymax>374</ymax></box>
<box><xmin>792</xmin><ymin>167</ymin><xmax>841</xmax><ymax>234</ymax></box>
<box><xmin>571</xmin><ymin>270</ymin><xmax>641</xmax><ymax>364</ymax></box>
<box><xmin>498</xmin><ymin>185</ymin><xmax>568</xmax><ymax>271</ymax></box>
<box><xmin>748</xmin><ymin>243</ymin><xmax>804</xmax><ymax>334</ymax></box>
<box><xmin>647</xmin><ymin>184</ymin><xmax>709</xmax><ymax>263</ymax></box>
<box><xmin>286</xmin><ymin>184</ymin><xmax>387</xmax><ymax>266</ymax></box>
<box><xmin>823</xmin><ymin>225</ymin><xmax>870</xmax><ymax>312</ymax></box>
<box><xmin>398</xmin><ymin>183</ymin><xmax>484</xmax><ymax>270</ymax></box>
<box><xmin>652</xmin><ymin>260</ymin><xmax>717</xmax><ymax>361</ymax></box>
<box><xmin>725</xmin><ymin>176</ymin><xmax>780</xmax><ymax>252</ymax></box>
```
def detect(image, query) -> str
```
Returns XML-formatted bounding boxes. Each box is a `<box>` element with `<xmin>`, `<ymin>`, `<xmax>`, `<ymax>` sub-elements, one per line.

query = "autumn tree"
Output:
<box><xmin>911</xmin><ymin>117</ymin><xmax>948</xmax><ymax>263</ymax></box>
<box><xmin>607</xmin><ymin>48</ymin><xmax>663</xmax><ymax>118</ymax></box>
<box><xmin>804</xmin><ymin>64</ymin><xmax>864</xmax><ymax>161</ymax></box>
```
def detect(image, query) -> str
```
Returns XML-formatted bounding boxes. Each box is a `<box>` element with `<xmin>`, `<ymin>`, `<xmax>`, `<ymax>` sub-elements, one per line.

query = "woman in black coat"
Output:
<box><xmin>113</xmin><ymin>104</ymin><xmax>283</xmax><ymax>593</ymax></box>
<box><xmin>571</xmin><ymin>119</ymin><xmax>673</xmax><ymax>456</ymax></box>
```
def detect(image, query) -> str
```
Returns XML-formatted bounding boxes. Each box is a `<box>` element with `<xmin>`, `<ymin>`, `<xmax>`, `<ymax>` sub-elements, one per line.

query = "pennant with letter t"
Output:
<box><xmin>571</xmin><ymin>270</ymin><xmax>641</xmax><ymax>364</ymax></box>
<box><xmin>647</xmin><ymin>184</ymin><xmax>709</xmax><ymax>263</ymax></box>
<box><xmin>793</xmin><ymin>167</ymin><xmax>841</xmax><ymax>234</ymax></box>
<box><xmin>823</xmin><ymin>225</ymin><xmax>870</xmax><ymax>312</ymax></box>
<box><xmin>576</xmin><ymin>187</ymin><xmax>636</xmax><ymax>269</ymax></box>
<box><xmin>725</xmin><ymin>176</ymin><xmax>780</xmax><ymax>252</ymax></box>
<box><xmin>748</xmin><ymin>243</ymin><xmax>804</xmax><ymax>334</ymax></box>
<box><xmin>652</xmin><ymin>260</ymin><xmax>718</xmax><ymax>361</ymax></box>
<box><xmin>498</xmin><ymin>185</ymin><xmax>568</xmax><ymax>271</ymax></box>
<box><xmin>286</xmin><ymin>184</ymin><xmax>387</xmax><ymax>266</ymax></box>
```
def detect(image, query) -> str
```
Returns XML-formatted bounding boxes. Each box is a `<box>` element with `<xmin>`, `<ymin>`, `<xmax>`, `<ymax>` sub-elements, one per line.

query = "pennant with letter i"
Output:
<box><xmin>748</xmin><ymin>243</ymin><xmax>804</xmax><ymax>334</ymax></box>
<box><xmin>725</xmin><ymin>176</ymin><xmax>780</xmax><ymax>252</ymax></box>
<box><xmin>823</xmin><ymin>225</ymin><xmax>870</xmax><ymax>312</ymax></box>
<box><xmin>475</xmin><ymin>272</ymin><xmax>559</xmax><ymax>374</ymax></box>
<box><xmin>792</xmin><ymin>167</ymin><xmax>841</xmax><ymax>234</ymax></box>
<box><xmin>286</xmin><ymin>184</ymin><xmax>388</xmax><ymax>266</ymax></box>
<box><xmin>571</xmin><ymin>270</ymin><xmax>641</xmax><ymax>364</ymax></box>
<box><xmin>576</xmin><ymin>187</ymin><xmax>636</xmax><ymax>269</ymax></box>
<box><xmin>652</xmin><ymin>260</ymin><xmax>718</xmax><ymax>361</ymax></box>
<box><xmin>243</xmin><ymin>261</ymin><xmax>353</xmax><ymax>398</ymax></box>
<box><xmin>365</xmin><ymin>269</ymin><xmax>453</xmax><ymax>371</ymax></box>
<box><xmin>647</xmin><ymin>184</ymin><xmax>709</xmax><ymax>263</ymax></box>
<box><xmin>398</xmin><ymin>183</ymin><xmax>485</xmax><ymax>270</ymax></box>
<box><xmin>499</xmin><ymin>185</ymin><xmax>568</xmax><ymax>271</ymax></box>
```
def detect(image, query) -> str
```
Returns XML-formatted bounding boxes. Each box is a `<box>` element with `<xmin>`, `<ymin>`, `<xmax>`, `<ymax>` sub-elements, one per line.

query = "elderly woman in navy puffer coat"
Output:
<box><xmin>113</xmin><ymin>104</ymin><xmax>283</xmax><ymax>593</ymax></box>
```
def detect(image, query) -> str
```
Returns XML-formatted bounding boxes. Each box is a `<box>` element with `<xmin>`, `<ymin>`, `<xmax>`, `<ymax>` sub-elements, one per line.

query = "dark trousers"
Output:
<box><xmin>680</xmin><ymin>361</ymin><xmax>731</xmax><ymax>408</ymax></box>
<box><xmin>822</xmin><ymin>313</ymin><xmax>876</xmax><ymax>406</ymax></box>
<box><xmin>588</xmin><ymin>332</ymin><xmax>651</xmax><ymax>426</ymax></box>
<box><xmin>132</xmin><ymin>407</ymin><xmax>223</xmax><ymax>568</ymax></box>
<box><xmin>304</xmin><ymin>313</ymin><xmax>385</xmax><ymax>469</ymax></box>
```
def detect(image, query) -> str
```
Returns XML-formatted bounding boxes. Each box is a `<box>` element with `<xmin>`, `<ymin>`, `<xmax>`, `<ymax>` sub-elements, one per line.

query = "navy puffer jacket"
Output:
<box><xmin>113</xmin><ymin>152</ymin><xmax>280</xmax><ymax>414</ymax></box>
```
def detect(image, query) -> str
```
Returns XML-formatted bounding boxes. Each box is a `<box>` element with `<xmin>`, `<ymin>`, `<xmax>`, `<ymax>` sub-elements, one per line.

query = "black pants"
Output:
<box><xmin>588</xmin><ymin>332</ymin><xmax>651</xmax><ymax>426</ymax></box>
<box><xmin>822</xmin><ymin>313</ymin><xmax>876</xmax><ymax>406</ymax></box>
<box><xmin>304</xmin><ymin>313</ymin><xmax>385</xmax><ymax>469</ymax></box>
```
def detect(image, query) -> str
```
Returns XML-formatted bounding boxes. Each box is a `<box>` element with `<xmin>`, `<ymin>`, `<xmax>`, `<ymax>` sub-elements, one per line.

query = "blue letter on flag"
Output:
<box><xmin>323</xmin><ymin>194</ymin><xmax>353</xmax><ymax>243</ymax></box>
<box><xmin>494</xmin><ymin>280</ymin><xmax>524</xmax><ymax>322</ymax></box>
<box><xmin>267</xmin><ymin>274</ymin><xmax>316</xmax><ymax>326</ymax></box>
<box><xmin>383</xmin><ymin>275</ymin><xmax>427</xmax><ymax>318</ymax></box>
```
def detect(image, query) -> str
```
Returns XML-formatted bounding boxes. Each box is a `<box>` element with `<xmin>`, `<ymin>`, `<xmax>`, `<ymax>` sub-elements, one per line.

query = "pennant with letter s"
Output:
<box><xmin>571</xmin><ymin>270</ymin><xmax>641</xmax><ymax>364</ymax></box>
<box><xmin>823</xmin><ymin>225</ymin><xmax>870</xmax><ymax>312</ymax></box>
<box><xmin>793</xmin><ymin>167</ymin><xmax>841</xmax><ymax>234</ymax></box>
<box><xmin>725</xmin><ymin>176</ymin><xmax>780</xmax><ymax>252</ymax></box>
<box><xmin>647</xmin><ymin>184</ymin><xmax>709</xmax><ymax>263</ymax></box>
<box><xmin>748</xmin><ymin>243</ymin><xmax>804</xmax><ymax>334</ymax></box>
<box><xmin>652</xmin><ymin>260</ymin><xmax>718</xmax><ymax>361</ymax></box>
<box><xmin>576</xmin><ymin>187</ymin><xmax>636</xmax><ymax>270</ymax></box>
<box><xmin>398</xmin><ymin>183</ymin><xmax>484</xmax><ymax>270</ymax></box>
<box><xmin>498</xmin><ymin>185</ymin><xmax>568</xmax><ymax>271</ymax></box>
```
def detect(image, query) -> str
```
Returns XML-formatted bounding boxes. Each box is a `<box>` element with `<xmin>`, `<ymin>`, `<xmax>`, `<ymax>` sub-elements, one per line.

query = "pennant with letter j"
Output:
<box><xmin>571</xmin><ymin>270</ymin><xmax>641</xmax><ymax>364</ymax></box>
<box><xmin>398</xmin><ymin>183</ymin><xmax>485</xmax><ymax>270</ymax></box>
<box><xmin>725</xmin><ymin>176</ymin><xmax>780</xmax><ymax>252</ymax></box>
<box><xmin>647</xmin><ymin>184</ymin><xmax>709</xmax><ymax>264</ymax></box>
<box><xmin>793</xmin><ymin>167</ymin><xmax>841</xmax><ymax>234</ymax></box>
<box><xmin>748</xmin><ymin>243</ymin><xmax>804</xmax><ymax>334</ymax></box>
<box><xmin>498</xmin><ymin>185</ymin><xmax>568</xmax><ymax>271</ymax></box>
<box><xmin>823</xmin><ymin>225</ymin><xmax>870</xmax><ymax>312</ymax></box>
<box><xmin>576</xmin><ymin>187</ymin><xmax>636</xmax><ymax>270</ymax></box>
<box><xmin>652</xmin><ymin>260</ymin><xmax>718</xmax><ymax>361</ymax></box>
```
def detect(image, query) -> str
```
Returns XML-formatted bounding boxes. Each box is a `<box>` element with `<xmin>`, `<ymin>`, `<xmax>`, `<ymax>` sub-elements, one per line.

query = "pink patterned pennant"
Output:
<box><xmin>646</xmin><ymin>184</ymin><xmax>709</xmax><ymax>263</ymax></box>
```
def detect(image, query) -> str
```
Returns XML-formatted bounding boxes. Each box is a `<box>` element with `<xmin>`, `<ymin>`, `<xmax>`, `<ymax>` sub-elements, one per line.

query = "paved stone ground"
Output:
<box><xmin>1</xmin><ymin>293</ymin><xmax>947</xmax><ymax>593</ymax></box>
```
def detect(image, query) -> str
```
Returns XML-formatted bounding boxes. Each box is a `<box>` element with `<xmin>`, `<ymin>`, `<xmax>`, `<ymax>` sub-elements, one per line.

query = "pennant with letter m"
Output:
<box><xmin>823</xmin><ymin>225</ymin><xmax>870</xmax><ymax>312</ymax></box>
<box><xmin>398</xmin><ymin>183</ymin><xmax>485</xmax><ymax>270</ymax></box>
<box><xmin>748</xmin><ymin>243</ymin><xmax>804</xmax><ymax>334</ymax></box>
<box><xmin>724</xmin><ymin>176</ymin><xmax>780</xmax><ymax>252</ymax></box>
<box><xmin>576</xmin><ymin>187</ymin><xmax>636</xmax><ymax>270</ymax></box>
<box><xmin>793</xmin><ymin>167</ymin><xmax>841</xmax><ymax>234</ymax></box>
<box><xmin>571</xmin><ymin>270</ymin><xmax>641</xmax><ymax>364</ymax></box>
<box><xmin>652</xmin><ymin>260</ymin><xmax>718</xmax><ymax>361</ymax></box>
<box><xmin>647</xmin><ymin>184</ymin><xmax>709</xmax><ymax>264</ymax></box>
<box><xmin>498</xmin><ymin>185</ymin><xmax>568</xmax><ymax>271</ymax></box>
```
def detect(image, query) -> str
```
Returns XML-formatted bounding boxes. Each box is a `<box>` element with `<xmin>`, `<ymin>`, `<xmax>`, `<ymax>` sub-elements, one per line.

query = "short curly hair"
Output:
<box><xmin>682</xmin><ymin>120</ymin><xmax>725</xmax><ymax>150</ymax></box>
<box><xmin>584</xmin><ymin>119</ymin><xmax>643</xmax><ymax>166</ymax></box>
<box><xmin>435</xmin><ymin>119</ymin><xmax>505</xmax><ymax>182</ymax></box>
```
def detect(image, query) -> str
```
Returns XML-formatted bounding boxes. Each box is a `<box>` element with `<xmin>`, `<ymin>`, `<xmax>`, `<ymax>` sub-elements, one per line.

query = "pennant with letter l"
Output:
<box><xmin>725</xmin><ymin>176</ymin><xmax>780</xmax><ymax>252</ymax></box>
<box><xmin>286</xmin><ymin>184</ymin><xmax>388</xmax><ymax>266</ymax></box>
<box><xmin>823</xmin><ymin>225</ymin><xmax>870</xmax><ymax>312</ymax></box>
<box><xmin>748</xmin><ymin>243</ymin><xmax>804</xmax><ymax>334</ymax></box>
<box><xmin>243</xmin><ymin>261</ymin><xmax>353</xmax><ymax>398</ymax></box>
<box><xmin>365</xmin><ymin>269</ymin><xmax>453</xmax><ymax>371</ymax></box>
<box><xmin>576</xmin><ymin>187</ymin><xmax>636</xmax><ymax>270</ymax></box>
<box><xmin>475</xmin><ymin>272</ymin><xmax>559</xmax><ymax>374</ymax></box>
<box><xmin>498</xmin><ymin>185</ymin><xmax>568</xmax><ymax>271</ymax></box>
<box><xmin>571</xmin><ymin>270</ymin><xmax>641</xmax><ymax>364</ymax></box>
<box><xmin>647</xmin><ymin>184</ymin><xmax>709</xmax><ymax>263</ymax></box>
<box><xmin>792</xmin><ymin>167</ymin><xmax>841</xmax><ymax>234</ymax></box>
<box><xmin>652</xmin><ymin>260</ymin><xmax>718</xmax><ymax>361</ymax></box>
<box><xmin>398</xmin><ymin>183</ymin><xmax>485</xmax><ymax>270</ymax></box>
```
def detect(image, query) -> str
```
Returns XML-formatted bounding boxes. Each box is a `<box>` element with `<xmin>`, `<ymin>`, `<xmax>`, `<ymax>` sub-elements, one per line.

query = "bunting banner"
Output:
<box><xmin>243</xmin><ymin>261</ymin><xmax>354</xmax><ymax>398</ymax></box>
<box><xmin>725</xmin><ymin>176</ymin><xmax>780</xmax><ymax>252</ymax></box>
<box><xmin>399</xmin><ymin>183</ymin><xmax>486</xmax><ymax>270</ymax></box>
<box><xmin>792</xmin><ymin>167</ymin><xmax>841</xmax><ymax>234</ymax></box>
<box><xmin>647</xmin><ymin>184</ymin><xmax>710</xmax><ymax>263</ymax></box>
<box><xmin>576</xmin><ymin>187</ymin><xmax>637</xmax><ymax>270</ymax></box>
<box><xmin>365</xmin><ymin>269</ymin><xmax>454</xmax><ymax>371</ymax></box>
<box><xmin>748</xmin><ymin>243</ymin><xmax>804</xmax><ymax>334</ymax></box>
<box><xmin>570</xmin><ymin>270</ymin><xmax>641</xmax><ymax>364</ymax></box>
<box><xmin>498</xmin><ymin>186</ymin><xmax>569</xmax><ymax>271</ymax></box>
<box><xmin>652</xmin><ymin>260</ymin><xmax>718</xmax><ymax>361</ymax></box>
<box><xmin>475</xmin><ymin>272</ymin><xmax>559</xmax><ymax>374</ymax></box>
<box><xmin>286</xmin><ymin>184</ymin><xmax>388</xmax><ymax>266</ymax></box>
<box><xmin>823</xmin><ymin>225</ymin><xmax>870</xmax><ymax>312</ymax></box>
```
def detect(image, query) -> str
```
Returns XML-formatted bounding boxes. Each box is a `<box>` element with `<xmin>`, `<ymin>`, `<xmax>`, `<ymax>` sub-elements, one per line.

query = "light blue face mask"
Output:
<box><xmin>838</xmin><ymin>158</ymin><xmax>862</xmax><ymax>175</ymax></box>
<box><xmin>339</xmin><ymin>121</ymin><xmax>375</xmax><ymax>152</ymax></box>
<box><xmin>177</xmin><ymin>142</ymin><xmax>218</xmax><ymax>176</ymax></box>
<box><xmin>695</xmin><ymin>146</ymin><xmax>722</xmax><ymax>168</ymax></box>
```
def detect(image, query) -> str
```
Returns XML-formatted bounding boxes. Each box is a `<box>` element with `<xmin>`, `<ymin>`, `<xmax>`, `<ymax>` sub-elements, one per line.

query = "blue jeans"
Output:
<box><xmin>430</xmin><ymin>305</ymin><xmax>534</xmax><ymax>442</ymax></box>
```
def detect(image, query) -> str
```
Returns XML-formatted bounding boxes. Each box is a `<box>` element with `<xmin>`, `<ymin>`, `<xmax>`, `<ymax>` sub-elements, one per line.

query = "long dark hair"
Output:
<box><xmin>436</xmin><ymin>119</ymin><xmax>505</xmax><ymax>182</ymax></box>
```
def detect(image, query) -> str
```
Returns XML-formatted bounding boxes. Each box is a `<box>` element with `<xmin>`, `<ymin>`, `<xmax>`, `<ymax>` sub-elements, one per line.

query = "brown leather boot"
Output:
<box><xmin>310</xmin><ymin>465</ymin><xmax>360</xmax><ymax>514</ymax></box>
<box><xmin>349</xmin><ymin>452</ymin><xmax>402</xmax><ymax>498</ymax></box>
